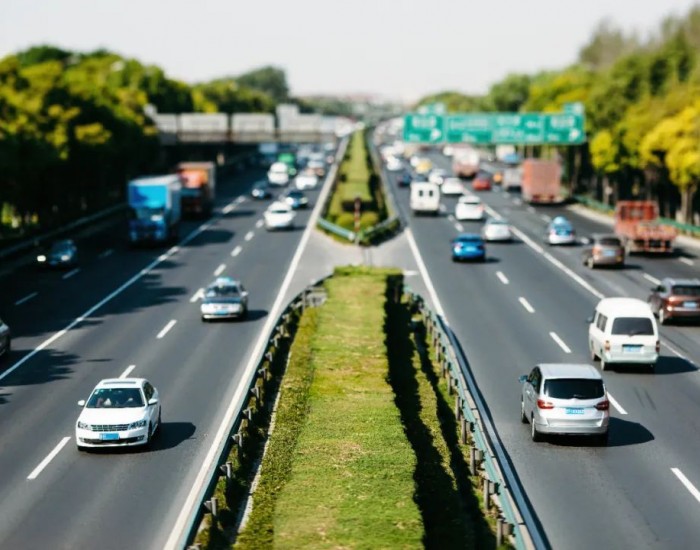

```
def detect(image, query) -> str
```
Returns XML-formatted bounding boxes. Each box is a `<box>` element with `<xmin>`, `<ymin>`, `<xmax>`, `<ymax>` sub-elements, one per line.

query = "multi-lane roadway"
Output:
<box><xmin>384</xmin><ymin>151</ymin><xmax>700</xmax><ymax>549</ymax></box>
<box><xmin>0</xmin><ymin>164</ymin><xmax>328</xmax><ymax>549</ymax></box>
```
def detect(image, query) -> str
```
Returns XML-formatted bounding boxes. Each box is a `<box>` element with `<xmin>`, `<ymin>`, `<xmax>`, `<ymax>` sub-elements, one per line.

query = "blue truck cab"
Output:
<box><xmin>127</xmin><ymin>175</ymin><xmax>182</xmax><ymax>245</ymax></box>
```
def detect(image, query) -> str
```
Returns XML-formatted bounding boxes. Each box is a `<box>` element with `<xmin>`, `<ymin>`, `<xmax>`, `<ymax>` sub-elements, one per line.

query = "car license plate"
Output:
<box><xmin>101</xmin><ymin>433</ymin><xmax>119</xmax><ymax>441</ymax></box>
<box><xmin>683</xmin><ymin>302</ymin><xmax>698</xmax><ymax>308</ymax></box>
<box><xmin>603</xmin><ymin>250</ymin><xmax>616</xmax><ymax>256</ymax></box>
<box><xmin>565</xmin><ymin>408</ymin><xmax>584</xmax><ymax>415</ymax></box>
<box><xmin>623</xmin><ymin>345</ymin><xmax>642</xmax><ymax>353</ymax></box>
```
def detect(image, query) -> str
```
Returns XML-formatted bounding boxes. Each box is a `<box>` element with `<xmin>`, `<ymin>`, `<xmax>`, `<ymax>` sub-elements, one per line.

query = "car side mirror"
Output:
<box><xmin>242</xmin><ymin>291</ymin><xmax>249</xmax><ymax>297</ymax></box>
<box><xmin>518</xmin><ymin>375</ymin><xmax>527</xmax><ymax>384</ymax></box>
<box><xmin>148</xmin><ymin>398</ymin><xmax>159</xmax><ymax>406</ymax></box>
<box><xmin>586</xmin><ymin>316</ymin><xmax>593</xmax><ymax>324</ymax></box>
<box><xmin>78</xmin><ymin>400</ymin><xmax>86</xmax><ymax>407</ymax></box>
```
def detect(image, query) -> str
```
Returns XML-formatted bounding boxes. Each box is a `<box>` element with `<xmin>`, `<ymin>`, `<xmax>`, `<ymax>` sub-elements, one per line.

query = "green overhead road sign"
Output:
<box><xmin>404</xmin><ymin>110</ymin><xmax>586</xmax><ymax>145</ymax></box>
<box><xmin>418</xmin><ymin>102</ymin><xmax>446</xmax><ymax>115</ymax></box>
<box><xmin>403</xmin><ymin>114</ymin><xmax>444</xmax><ymax>143</ymax></box>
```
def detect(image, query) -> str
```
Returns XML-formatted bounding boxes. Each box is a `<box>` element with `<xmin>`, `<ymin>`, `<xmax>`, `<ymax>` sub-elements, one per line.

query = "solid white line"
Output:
<box><xmin>672</xmin><ymin>468</ymin><xmax>700</xmax><ymax>504</ymax></box>
<box><xmin>519</xmin><ymin>297</ymin><xmax>535</xmax><ymax>313</ymax></box>
<box><xmin>607</xmin><ymin>393</ymin><xmax>628</xmax><ymax>415</ymax></box>
<box><xmin>164</xmin><ymin>138</ymin><xmax>348</xmax><ymax>550</ymax></box>
<box><xmin>496</xmin><ymin>271</ymin><xmax>509</xmax><ymax>285</ymax></box>
<box><xmin>15</xmin><ymin>292</ymin><xmax>38</xmax><ymax>306</ymax></box>
<box><xmin>189</xmin><ymin>288</ymin><xmax>204</xmax><ymax>303</ymax></box>
<box><xmin>256</xmin><ymin>219</ymin><xmax>264</xmax><ymax>229</ymax></box>
<box><xmin>156</xmin><ymin>320</ymin><xmax>177</xmax><ymax>339</ymax></box>
<box><xmin>679</xmin><ymin>257</ymin><xmax>694</xmax><ymax>266</ymax></box>
<box><xmin>231</xmin><ymin>246</ymin><xmax>242</xmax><ymax>257</ymax></box>
<box><xmin>0</xmin><ymin>206</ymin><xmax>222</xmax><ymax>384</ymax></box>
<box><xmin>214</xmin><ymin>264</ymin><xmax>226</xmax><ymax>277</ymax></box>
<box><xmin>222</xmin><ymin>203</ymin><xmax>235</xmax><ymax>214</ymax></box>
<box><xmin>236</xmin><ymin>195</ymin><xmax>246</xmax><ymax>204</ymax></box>
<box><xmin>27</xmin><ymin>437</ymin><xmax>70</xmax><ymax>480</ymax></box>
<box><xmin>455</xmin><ymin>222</ymin><xmax>464</xmax><ymax>232</ymax></box>
<box><xmin>120</xmin><ymin>364</ymin><xmax>136</xmax><ymax>378</ymax></box>
<box><xmin>643</xmin><ymin>273</ymin><xmax>661</xmax><ymax>285</ymax></box>
<box><xmin>62</xmin><ymin>268</ymin><xmax>80</xmax><ymax>280</ymax></box>
<box><xmin>549</xmin><ymin>332</ymin><xmax>571</xmax><ymax>353</ymax></box>
<box><xmin>98</xmin><ymin>249</ymin><xmax>114</xmax><ymax>259</ymax></box>
<box><xmin>244</xmin><ymin>231</ymin><xmax>254</xmax><ymax>241</ymax></box>
<box><xmin>406</xmin><ymin>228</ymin><xmax>447</xmax><ymax>317</ymax></box>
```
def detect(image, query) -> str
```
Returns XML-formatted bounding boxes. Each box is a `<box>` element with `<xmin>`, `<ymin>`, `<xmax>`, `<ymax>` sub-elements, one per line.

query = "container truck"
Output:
<box><xmin>614</xmin><ymin>200</ymin><xmax>676</xmax><ymax>254</ymax></box>
<box><xmin>127</xmin><ymin>175</ymin><xmax>182</xmax><ymax>245</ymax></box>
<box><xmin>452</xmin><ymin>149</ymin><xmax>480</xmax><ymax>178</ymax></box>
<box><xmin>177</xmin><ymin>162</ymin><xmax>216</xmax><ymax>218</ymax></box>
<box><xmin>521</xmin><ymin>159</ymin><xmax>562</xmax><ymax>204</ymax></box>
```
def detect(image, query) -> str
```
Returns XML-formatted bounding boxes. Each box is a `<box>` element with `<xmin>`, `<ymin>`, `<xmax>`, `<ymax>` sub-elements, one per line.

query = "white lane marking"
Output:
<box><xmin>527</xmin><ymin>206</ymin><xmax>536</xmax><ymax>213</ymax></box>
<box><xmin>120</xmin><ymin>364</ymin><xmax>136</xmax><ymax>378</ymax></box>
<box><xmin>169</xmin><ymin>246</ymin><xmax>180</xmax><ymax>254</ymax></box>
<box><xmin>98</xmin><ymin>249</ymin><xmax>114</xmax><ymax>259</ymax></box>
<box><xmin>549</xmin><ymin>332</ymin><xmax>571</xmax><ymax>353</ymax></box>
<box><xmin>607</xmin><ymin>393</ymin><xmax>628</xmax><ymax>415</ymax></box>
<box><xmin>513</xmin><ymin>198</ymin><xmax>522</xmax><ymax>205</ymax></box>
<box><xmin>672</xmin><ymin>468</ymin><xmax>700</xmax><ymax>504</ymax></box>
<box><xmin>541</xmin><ymin>215</ymin><xmax>551</xmax><ymax>223</ymax></box>
<box><xmin>231</xmin><ymin>246</ymin><xmax>242</xmax><ymax>257</ymax></box>
<box><xmin>189</xmin><ymin>288</ymin><xmax>204</xmax><ymax>303</ymax></box>
<box><xmin>255</xmin><ymin>219</ymin><xmax>264</xmax><ymax>229</ymax></box>
<box><xmin>214</xmin><ymin>264</ymin><xmax>226</xmax><ymax>277</ymax></box>
<box><xmin>448</xmin><ymin>214</ymin><xmax>456</xmax><ymax>222</ymax></box>
<box><xmin>496</xmin><ymin>271</ymin><xmax>509</xmax><ymax>285</ymax></box>
<box><xmin>27</xmin><ymin>437</ymin><xmax>70</xmax><ymax>480</ymax></box>
<box><xmin>244</xmin><ymin>231</ymin><xmax>254</xmax><ymax>241</ymax></box>
<box><xmin>679</xmin><ymin>257</ymin><xmax>694</xmax><ymax>266</ymax></box>
<box><xmin>439</xmin><ymin>204</ymin><xmax>447</xmax><ymax>213</ymax></box>
<box><xmin>236</xmin><ymin>195</ymin><xmax>246</xmax><ymax>204</ymax></box>
<box><xmin>643</xmin><ymin>273</ymin><xmax>661</xmax><ymax>285</ymax></box>
<box><xmin>0</xmin><ymin>208</ymin><xmax>223</xmax><ymax>384</ymax></box>
<box><xmin>62</xmin><ymin>268</ymin><xmax>80</xmax><ymax>280</ymax></box>
<box><xmin>15</xmin><ymin>292</ymin><xmax>38</xmax><ymax>306</ymax></box>
<box><xmin>455</xmin><ymin>223</ymin><xmax>464</xmax><ymax>232</ymax></box>
<box><xmin>519</xmin><ymin>297</ymin><xmax>535</xmax><ymax>313</ymax></box>
<box><xmin>222</xmin><ymin>203</ymin><xmax>235</xmax><ymax>214</ymax></box>
<box><xmin>156</xmin><ymin>320</ymin><xmax>177</xmax><ymax>339</ymax></box>
<box><xmin>164</xmin><ymin>138</ymin><xmax>348</xmax><ymax>550</ymax></box>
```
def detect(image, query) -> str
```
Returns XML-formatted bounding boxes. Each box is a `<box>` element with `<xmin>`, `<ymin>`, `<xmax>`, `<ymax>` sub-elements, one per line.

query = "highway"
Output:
<box><xmin>0</xmin><ymin>164</ymin><xmax>325</xmax><ymax>549</ymax></box>
<box><xmin>383</xmin><ymin>152</ymin><xmax>700</xmax><ymax>549</ymax></box>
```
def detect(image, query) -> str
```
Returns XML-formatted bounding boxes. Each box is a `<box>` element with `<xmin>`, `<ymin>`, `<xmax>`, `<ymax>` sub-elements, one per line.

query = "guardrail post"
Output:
<box><xmin>470</xmin><ymin>447</ymin><xmax>477</xmax><ymax>476</ymax></box>
<box><xmin>483</xmin><ymin>478</ymin><xmax>491</xmax><ymax>509</ymax></box>
<box><xmin>447</xmin><ymin>374</ymin><xmax>453</xmax><ymax>396</ymax></box>
<box><xmin>204</xmin><ymin>497</ymin><xmax>218</xmax><ymax>518</ymax></box>
<box><xmin>461</xmin><ymin>416</ymin><xmax>468</xmax><ymax>445</ymax></box>
<box><xmin>220</xmin><ymin>461</ymin><xmax>232</xmax><ymax>479</ymax></box>
<box><xmin>496</xmin><ymin>517</ymin><xmax>504</xmax><ymax>547</ymax></box>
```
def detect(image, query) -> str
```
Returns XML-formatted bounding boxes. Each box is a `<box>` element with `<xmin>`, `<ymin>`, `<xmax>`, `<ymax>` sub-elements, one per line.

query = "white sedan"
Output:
<box><xmin>75</xmin><ymin>378</ymin><xmax>161</xmax><ymax>450</ymax></box>
<box><xmin>482</xmin><ymin>218</ymin><xmax>513</xmax><ymax>242</ymax></box>
<box><xmin>441</xmin><ymin>177</ymin><xmax>465</xmax><ymax>196</ymax></box>
<box><xmin>455</xmin><ymin>195</ymin><xmax>485</xmax><ymax>221</ymax></box>
<box><xmin>294</xmin><ymin>171</ymin><xmax>319</xmax><ymax>190</ymax></box>
<box><xmin>264</xmin><ymin>201</ymin><xmax>296</xmax><ymax>230</ymax></box>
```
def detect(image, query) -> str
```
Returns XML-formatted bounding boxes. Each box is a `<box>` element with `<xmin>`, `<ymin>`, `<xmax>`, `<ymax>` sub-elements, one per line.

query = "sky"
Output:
<box><xmin>1</xmin><ymin>0</ymin><xmax>699</xmax><ymax>102</ymax></box>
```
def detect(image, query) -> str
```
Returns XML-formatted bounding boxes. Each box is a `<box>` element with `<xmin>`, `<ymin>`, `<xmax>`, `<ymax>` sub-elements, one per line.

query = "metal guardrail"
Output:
<box><xmin>407</xmin><ymin>290</ymin><xmax>542</xmax><ymax>550</ymax></box>
<box><xmin>317</xmin><ymin>217</ymin><xmax>355</xmax><ymax>242</ymax></box>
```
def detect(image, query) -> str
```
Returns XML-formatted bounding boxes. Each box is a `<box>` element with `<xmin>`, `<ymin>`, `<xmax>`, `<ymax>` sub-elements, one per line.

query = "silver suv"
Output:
<box><xmin>519</xmin><ymin>363</ymin><xmax>609</xmax><ymax>445</ymax></box>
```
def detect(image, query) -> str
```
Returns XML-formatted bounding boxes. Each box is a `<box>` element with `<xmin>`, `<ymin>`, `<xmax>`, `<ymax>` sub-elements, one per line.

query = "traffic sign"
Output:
<box><xmin>418</xmin><ymin>102</ymin><xmax>446</xmax><ymax>115</ymax></box>
<box><xmin>403</xmin><ymin>114</ymin><xmax>445</xmax><ymax>143</ymax></box>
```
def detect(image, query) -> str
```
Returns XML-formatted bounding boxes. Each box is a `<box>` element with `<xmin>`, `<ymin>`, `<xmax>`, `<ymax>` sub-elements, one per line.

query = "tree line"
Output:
<box><xmin>417</xmin><ymin>5</ymin><xmax>700</xmax><ymax>225</ymax></box>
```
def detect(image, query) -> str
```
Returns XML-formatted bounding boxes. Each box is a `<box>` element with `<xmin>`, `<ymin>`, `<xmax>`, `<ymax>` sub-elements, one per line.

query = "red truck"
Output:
<box><xmin>176</xmin><ymin>162</ymin><xmax>216</xmax><ymax>218</ymax></box>
<box><xmin>521</xmin><ymin>159</ymin><xmax>562</xmax><ymax>204</ymax></box>
<box><xmin>614</xmin><ymin>201</ymin><xmax>676</xmax><ymax>254</ymax></box>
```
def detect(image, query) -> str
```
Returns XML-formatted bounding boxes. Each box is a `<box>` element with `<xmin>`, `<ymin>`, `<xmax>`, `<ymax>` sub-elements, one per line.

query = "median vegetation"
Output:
<box><xmin>324</xmin><ymin>130</ymin><xmax>394</xmax><ymax>244</ymax></box>
<box><xmin>193</xmin><ymin>266</ymin><xmax>504</xmax><ymax>549</ymax></box>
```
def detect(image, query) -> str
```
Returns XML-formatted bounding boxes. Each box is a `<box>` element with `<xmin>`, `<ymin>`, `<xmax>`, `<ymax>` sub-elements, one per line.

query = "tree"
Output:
<box><xmin>486</xmin><ymin>73</ymin><xmax>532</xmax><ymax>112</ymax></box>
<box><xmin>235</xmin><ymin>66</ymin><xmax>289</xmax><ymax>103</ymax></box>
<box><xmin>578</xmin><ymin>19</ymin><xmax>639</xmax><ymax>70</ymax></box>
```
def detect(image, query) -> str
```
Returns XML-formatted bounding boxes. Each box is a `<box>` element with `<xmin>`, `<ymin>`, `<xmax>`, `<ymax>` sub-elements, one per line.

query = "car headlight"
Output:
<box><xmin>128</xmin><ymin>419</ymin><xmax>147</xmax><ymax>429</ymax></box>
<box><xmin>77</xmin><ymin>421</ymin><xmax>90</xmax><ymax>429</ymax></box>
<box><xmin>61</xmin><ymin>255</ymin><xmax>70</xmax><ymax>261</ymax></box>
<box><xmin>37</xmin><ymin>255</ymin><xmax>46</xmax><ymax>262</ymax></box>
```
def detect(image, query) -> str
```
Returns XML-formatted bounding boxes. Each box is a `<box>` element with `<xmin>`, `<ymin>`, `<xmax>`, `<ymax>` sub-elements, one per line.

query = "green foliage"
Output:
<box><xmin>235</xmin><ymin>65</ymin><xmax>289</xmax><ymax>103</ymax></box>
<box><xmin>417</xmin><ymin>91</ymin><xmax>487</xmax><ymax>112</ymax></box>
<box><xmin>487</xmin><ymin>73</ymin><xmax>532</xmax><ymax>112</ymax></box>
<box><xmin>192</xmin><ymin>79</ymin><xmax>275</xmax><ymax>113</ymax></box>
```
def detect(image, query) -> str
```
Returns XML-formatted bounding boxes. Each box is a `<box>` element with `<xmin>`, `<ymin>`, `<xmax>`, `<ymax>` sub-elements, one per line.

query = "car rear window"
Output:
<box><xmin>543</xmin><ymin>378</ymin><xmax>604</xmax><ymax>399</ymax></box>
<box><xmin>672</xmin><ymin>286</ymin><xmax>700</xmax><ymax>296</ymax></box>
<box><xmin>611</xmin><ymin>317</ymin><xmax>654</xmax><ymax>335</ymax></box>
<box><xmin>598</xmin><ymin>237</ymin><xmax>621</xmax><ymax>246</ymax></box>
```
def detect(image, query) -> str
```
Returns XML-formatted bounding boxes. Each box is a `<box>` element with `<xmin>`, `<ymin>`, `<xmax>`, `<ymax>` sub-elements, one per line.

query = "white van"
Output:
<box><xmin>588</xmin><ymin>297</ymin><xmax>659</xmax><ymax>371</ymax></box>
<box><xmin>410</xmin><ymin>182</ymin><xmax>440</xmax><ymax>216</ymax></box>
<box><xmin>267</xmin><ymin>162</ymin><xmax>290</xmax><ymax>186</ymax></box>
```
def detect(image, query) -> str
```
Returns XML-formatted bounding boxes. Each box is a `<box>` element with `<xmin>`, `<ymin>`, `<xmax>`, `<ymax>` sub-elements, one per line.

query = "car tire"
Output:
<box><xmin>146</xmin><ymin>422</ymin><xmax>154</xmax><ymax>447</ymax></box>
<box><xmin>520</xmin><ymin>400</ymin><xmax>528</xmax><ymax>424</ymax></box>
<box><xmin>201</xmin><ymin>317</ymin><xmax>208</xmax><ymax>323</ymax></box>
<box><xmin>77</xmin><ymin>445</ymin><xmax>88</xmax><ymax>453</ymax></box>
<box><xmin>531</xmin><ymin>415</ymin><xmax>542</xmax><ymax>442</ymax></box>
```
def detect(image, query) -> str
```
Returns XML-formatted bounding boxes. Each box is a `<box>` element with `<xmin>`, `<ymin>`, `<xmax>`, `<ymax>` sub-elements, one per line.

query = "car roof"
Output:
<box><xmin>537</xmin><ymin>363</ymin><xmax>602</xmax><ymax>380</ymax></box>
<box><xmin>458</xmin><ymin>195</ymin><xmax>480</xmax><ymax>203</ymax></box>
<box><xmin>95</xmin><ymin>378</ymin><xmax>146</xmax><ymax>389</ymax></box>
<box><xmin>596</xmin><ymin>297</ymin><xmax>653</xmax><ymax>316</ymax></box>
<box><xmin>268</xmin><ymin>201</ymin><xmax>291</xmax><ymax>210</ymax></box>
<box><xmin>664</xmin><ymin>277</ymin><xmax>700</xmax><ymax>287</ymax></box>
<box><xmin>210</xmin><ymin>276</ymin><xmax>240</xmax><ymax>286</ymax></box>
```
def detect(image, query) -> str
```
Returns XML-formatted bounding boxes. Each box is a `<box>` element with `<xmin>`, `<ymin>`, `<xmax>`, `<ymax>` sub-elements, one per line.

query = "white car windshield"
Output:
<box><xmin>87</xmin><ymin>388</ymin><xmax>144</xmax><ymax>408</ymax></box>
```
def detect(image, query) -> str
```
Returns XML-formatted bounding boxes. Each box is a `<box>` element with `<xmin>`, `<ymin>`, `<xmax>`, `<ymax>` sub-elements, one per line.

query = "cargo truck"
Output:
<box><xmin>521</xmin><ymin>159</ymin><xmax>562</xmax><ymax>204</ymax></box>
<box><xmin>177</xmin><ymin>162</ymin><xmax>216</xmax><ymax>218</ymax></box>
<box><xmin>452</xmin><ymin>149</ymin><xmax>480</xmax><ymax>179</ymax></box>
<box><xmin>127</xmin><ymin>175</ymin><xmax>182</xmax><ymax>245</ymax></box>
<box><xmin>614</xmin><ymin>200</ymin><xmax>676</xmax><ymax>254</ymax></box>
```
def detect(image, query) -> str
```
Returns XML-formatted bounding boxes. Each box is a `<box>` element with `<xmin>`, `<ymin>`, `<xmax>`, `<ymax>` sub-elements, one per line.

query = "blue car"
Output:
<box><xmin>452</xmin><ymin>234</ymin><xmax>486</xmax><ymax>262</ymax></box>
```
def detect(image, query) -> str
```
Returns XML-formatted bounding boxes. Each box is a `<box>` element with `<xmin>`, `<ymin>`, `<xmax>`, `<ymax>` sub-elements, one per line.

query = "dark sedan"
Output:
<box><xmin>251</xmin><ymin>180</ymin><xmax>274</xmax><ymax>200</ymax></box>
<box><xmin>397</xmin><ymin>172</ymin><xmax>412</xmax><ymax>187</ymax></box>
<box><xmin>282</xmin><ymin>190</ymin><xmax>310</xmax><ymax>210</ymax></box>
<box><xmin>36</xmin><ymin>239</ymin><xmax>78</xmax><ymax>268</ymax></box>
<box><xmin>648</xmin><ymin>277</ymin><xmax>700</xmax><ymax>325</ymax></box>
<box><xmin>582</xmin><ymin>234</ymin><xmax>625</xmax><ymax>268</ymax></box>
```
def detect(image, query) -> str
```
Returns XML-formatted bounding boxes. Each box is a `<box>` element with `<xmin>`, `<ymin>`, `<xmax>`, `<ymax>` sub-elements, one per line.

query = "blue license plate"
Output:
<box><xmin>565</xmin><ymin>408</ymin><xmax>584</xmax><ymax>415</ymax></box>
<box><xmin>603</xmin><ymin>250</ymin><xmax>616</xmax><ymax>256</ymax></box>
<box><xmin>683</xmin><ymin>302</ymin><xmax>698</xmax><ymax>309</ymax></box>
<box><xmin>101</xmin><ymin>433</ymin><xmax>119</xmax><ymax>441</ymax></box>
<box><xmin>623</xmin><ymin>345</ymin><xmax>641</xmax><ymax>353</ymax></box>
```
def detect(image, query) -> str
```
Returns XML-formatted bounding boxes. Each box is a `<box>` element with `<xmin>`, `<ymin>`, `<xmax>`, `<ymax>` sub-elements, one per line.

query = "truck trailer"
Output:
<box><xmin>127</xmin><ymin>175</ymin><xmax>182</xmax><ymax>245</ymax></box>
<box><xmin>177</xmin><ymin>162</ymin><xmax>216</xmax><ymax>218</ymax></box>
<box><xmin>521</xmin><ymin>159</ymin><xmax>562</xmax><ymax>204</ymax></box>
<box><xmin>614</xmin><ymin>201</ymin><xmax>676</xmax><ymax>254</ymax></box>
